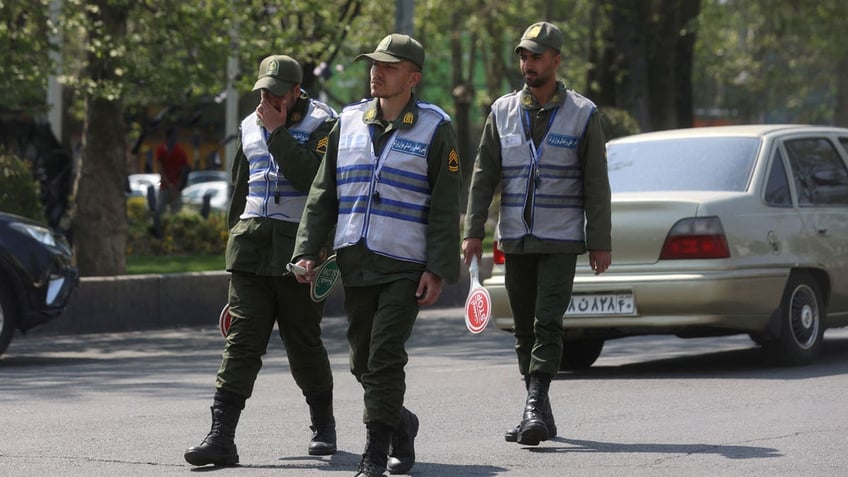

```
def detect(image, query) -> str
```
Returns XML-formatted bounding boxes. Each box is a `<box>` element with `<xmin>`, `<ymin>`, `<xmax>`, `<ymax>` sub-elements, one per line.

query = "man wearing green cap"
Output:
<box><xmin>291</xmin><ymin>33</ymin><xmax>462</xmax><ymax>476</ymax></box>
<box><xmin>184</xmin><ymin>54</ymin><xmax>339</xmax><ymax>467</ymax></box>
<box><xmin>463</xmin><ymin>21</ymin><xmax>612</xmax><ymax>446</ymax></box>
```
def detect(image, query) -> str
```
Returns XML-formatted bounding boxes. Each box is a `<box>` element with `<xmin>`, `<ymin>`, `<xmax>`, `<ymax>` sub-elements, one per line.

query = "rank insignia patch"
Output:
<box><xmin>316</xmin><ymin>136</ymin><xmax>329</xmax><ymax>154</ymax></box>
<box><xmin>448</xmin><ymin>148</ymin><xmax>459</xmax><ymax>173</ymax></box>
<box><xmin>403</xmin><ymin>112</ymin><xmax>415</xmax><ymax>125</ymax></box>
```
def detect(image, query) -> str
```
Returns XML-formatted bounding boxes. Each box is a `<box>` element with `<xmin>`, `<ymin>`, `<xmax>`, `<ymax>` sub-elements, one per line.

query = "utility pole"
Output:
<box><xmin>224</xmin><ymin>18</ymin><xmax>240</xmax><ymax>175</ymax></box>
<box><xmin>395</xmin><ymin>0</ymin><xmax>414</xmax><ymax>34</ymax></box>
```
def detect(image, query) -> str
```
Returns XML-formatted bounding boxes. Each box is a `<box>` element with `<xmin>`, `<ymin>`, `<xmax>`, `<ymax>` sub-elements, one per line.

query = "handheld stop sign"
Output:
<box><xmin>287</xmin><ymin>255</ymin><xmax>341</xmax><ymax>302</ymax></box>
<box><xmin>309</xmin><ymin>255</ymin><xmax>341</xmax><ymax>302</ymax></box>
<box><xmin>464</xmin><ymin>255</ymin><xmax>491</xmax><ymax>334</ymax></box>
<box><xmin>219</xmin><ymin>303</ymin><xmax>232</xmax><ymax>338</ymax></box>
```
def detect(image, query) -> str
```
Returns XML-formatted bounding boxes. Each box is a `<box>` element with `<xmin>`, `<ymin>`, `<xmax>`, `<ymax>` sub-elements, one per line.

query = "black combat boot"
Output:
<box><xmin>505</xmin><ymin>376</ymin><xmax>557</xmax><ymax>442</ymax></box>
<box><xmin>516</xmin><ymin>374</ymin><xmax>551</xmax><ymax>446</ymax></box>
<box><xmin>355</xmin><ymin>422</ymin><xmax>393</xmax><ymax>477</ymax></box>
<box><xmin>184</xmin><ymin>399</ymin><xmax>242</xmax><ymax>466</ymax></box>
<box><xmin>387</xmin><ymin>407</ymin><xmax>419</xmax><ymax>474</ymax></box>
<box><xmin>305</xmin><ymin>391</ymin><xmax>337</xmax><ymax>456</ymax></box>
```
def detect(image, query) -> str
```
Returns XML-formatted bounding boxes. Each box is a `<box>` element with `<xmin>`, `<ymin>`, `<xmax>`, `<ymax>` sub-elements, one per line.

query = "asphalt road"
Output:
<box><xmin>3</xmin><ymin>306</ymin><xmax>848</xmax><ymax>476</ymax></box>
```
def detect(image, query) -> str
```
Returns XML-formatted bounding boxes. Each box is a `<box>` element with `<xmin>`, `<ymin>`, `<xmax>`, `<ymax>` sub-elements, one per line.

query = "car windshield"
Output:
<box><xmin>606</xmin><ymin>137</ymin><xmax>761</xmax><ymax>192</ymax></box>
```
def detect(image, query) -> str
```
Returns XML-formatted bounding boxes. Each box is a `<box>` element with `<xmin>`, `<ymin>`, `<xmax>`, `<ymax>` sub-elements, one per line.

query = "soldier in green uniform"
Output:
<box><xmin>184</xmin><ymin>55</ymin><xmax>338</xmax><ymax>467</ymax></box>
<box><xmin>291</xmin><ymin>34</ymin><xmax>462</xmax><ymax>477</ymax></box>
<box><xmin>462</xmin><ymin>22</ymin><xmax>613</xmax><ymax>446</ymax></box>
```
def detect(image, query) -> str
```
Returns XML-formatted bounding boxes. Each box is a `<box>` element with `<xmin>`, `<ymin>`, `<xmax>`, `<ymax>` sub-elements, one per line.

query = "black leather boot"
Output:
<box><xmin>516</xmin><ymin>374</ymin><xmax>551</xmax><ymax>446</ymax></box>
<box><xmin>306</xmin><ymin>391</ymin><xmax>337</xmax><ymax>456</ymax></box>
<box><xmin>355</xmin><ymin>422</ymin><xmax>393</xmax><ymax>477</ymax></box>
<box><xmin>387</xmin><ymin>407</ymin><xmax>419</xmax><ymax>474</ymax></box>
<box><xmin>184</xmin><ymin>400</ymin><xmax>241</xmax><ymax>466</ymax></box>
<box><xmin>505</xmin><ymin>376</ymin><xmax>557</xmax><ymax>442</ymax></box>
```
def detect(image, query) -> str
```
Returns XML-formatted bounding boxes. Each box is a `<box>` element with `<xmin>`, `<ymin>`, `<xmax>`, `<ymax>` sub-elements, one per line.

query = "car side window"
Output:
<box><xmin>764</xmin><ymin>149</ymin><xmax>792</xmax><ymax>207</ymax></box>
<box><xmin>784</xmin><ymin>138</ymin><xmax>848</xmax><ymax>206</ymax></box>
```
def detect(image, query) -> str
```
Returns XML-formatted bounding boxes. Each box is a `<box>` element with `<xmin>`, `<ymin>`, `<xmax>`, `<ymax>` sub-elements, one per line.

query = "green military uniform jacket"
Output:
<box><xmin>464</xmin><ymin>81</ymin><xmax>612</xmax><ymax>254</ymax></box>
<box><xmin>226</xmin><ymin>93</ymin><xmax>337</xmax><ymax>276</ymax></box>
<box><xmin>294</xmin><ymin>95</ymin><xmax>462</xmax><ymax>286</ymax></box>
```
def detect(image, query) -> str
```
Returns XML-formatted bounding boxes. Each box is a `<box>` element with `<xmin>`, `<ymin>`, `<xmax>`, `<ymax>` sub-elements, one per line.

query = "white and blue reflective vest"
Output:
<box><xmin>239</xmin><ymin>99</ymin><xmax>336</xmax><ymax>222</ymax></box>
<box><xmin>493</xmin><ymin>90</ymin><xmax>595</xmax><ymax>243</ymax></box>
<box><xmin>333</xmin><ymin>100</ymin><xmax>449</xmax><ymax>263</ymax></box>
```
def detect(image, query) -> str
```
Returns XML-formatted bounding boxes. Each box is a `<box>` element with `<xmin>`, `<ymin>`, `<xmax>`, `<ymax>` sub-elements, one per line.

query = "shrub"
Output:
<box><xmin>0</xmin><ymin>150</ymin><xmax>44</xmax><ymax>222</ymax></box>
<box><xmin>126</xmin><ymin>199</ymin><xmax>228</xmax><ymax>256</ymax></box>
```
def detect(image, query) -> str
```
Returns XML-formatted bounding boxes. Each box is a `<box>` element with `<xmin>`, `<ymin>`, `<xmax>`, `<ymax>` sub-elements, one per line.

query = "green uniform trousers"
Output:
<box><xmin>215</xmin><ymin>271</ymin><xmax>333</xmax><ymax>398</ymax></box>
<box><xmin>344</xmin><ymin>279</ymin><xmax>419</xmax><ymax>428</ymax></box>
<box><xmin>505</xmin><ymin>253</ymin><xmax>577</xmax><ymax>377</ymax></box>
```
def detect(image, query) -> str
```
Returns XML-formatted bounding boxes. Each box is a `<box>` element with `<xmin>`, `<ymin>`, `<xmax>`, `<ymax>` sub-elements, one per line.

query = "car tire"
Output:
<box><xmin>560</xmin><ymin>338</ymin><xmax>604</xmax><ymax>371</ymax></box>
<box><xmin>764</xmin><ymin>271</ymin><xmax>825</xmax><ymax>365</ymax></box>
<box><xmin>748</xmin><ymin>333</ymin><xmax>768</xmax><ymax>346</ymax></box>
<box><xmin>0</xmin><ymin>283</ymin><xmax>17</xmax><ymax>357</ymax></box>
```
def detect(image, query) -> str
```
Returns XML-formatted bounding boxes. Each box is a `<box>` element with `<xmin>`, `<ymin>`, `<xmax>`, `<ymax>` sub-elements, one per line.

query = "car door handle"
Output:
<box><xmin>817</xmin><ymin>228</ymin><xmax>829</xmax><ymax>237</ymax></box>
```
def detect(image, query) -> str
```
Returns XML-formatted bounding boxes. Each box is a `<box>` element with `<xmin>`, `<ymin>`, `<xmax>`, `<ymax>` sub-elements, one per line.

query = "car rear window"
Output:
<box><xmin>606</xmin><ymin>137</ymin><xmax>760</xmax><ymax>192</ymax></box>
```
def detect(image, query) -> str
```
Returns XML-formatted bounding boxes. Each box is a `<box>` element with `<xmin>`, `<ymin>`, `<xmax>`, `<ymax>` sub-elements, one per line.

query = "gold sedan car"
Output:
<box><xmin>484</xmin><ymin>125</ymin><xmax>848</xmax><ymax>370</ymax></box>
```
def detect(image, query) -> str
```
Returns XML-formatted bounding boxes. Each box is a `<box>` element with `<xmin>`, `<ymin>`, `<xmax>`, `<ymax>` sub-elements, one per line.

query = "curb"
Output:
<box><xmin>35</xmin><ymin>256</ymin><xmax>494</xmax><ymax>335</ymax></box>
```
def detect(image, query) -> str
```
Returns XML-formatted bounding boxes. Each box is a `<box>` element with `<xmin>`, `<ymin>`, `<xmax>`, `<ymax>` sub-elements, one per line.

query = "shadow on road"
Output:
<box><xmin>530</xmin><ymin>437</ymin><xmax>781</xmax><ymax>459</ymax></box>
<box><xmin>560</xmin><ymin>333</ymin><xmax>848</xmax><ymax>381</ymax></box>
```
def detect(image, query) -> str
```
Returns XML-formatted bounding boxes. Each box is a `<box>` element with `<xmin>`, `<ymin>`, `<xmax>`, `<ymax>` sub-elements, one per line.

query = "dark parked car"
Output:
<box><xmin>0</xmin><ymin>212</ymin><xmax>78</xmax><ymax>356</ymax></box>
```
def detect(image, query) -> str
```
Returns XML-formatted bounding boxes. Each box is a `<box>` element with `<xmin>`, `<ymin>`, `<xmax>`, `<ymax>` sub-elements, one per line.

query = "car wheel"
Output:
<box><xmin>764</xmin><ymin>271</ymin><xmax>825</xmax><ymax>365</ymax></box>
<box><xmin>560</xmin><ymin>338</ymin><xmax>604</xmax><ymax>371</ymax></box>
<box><xmin>0</xmin><ymin>283</ymin><xmax>17</xmax><ymax>356</ymax></box>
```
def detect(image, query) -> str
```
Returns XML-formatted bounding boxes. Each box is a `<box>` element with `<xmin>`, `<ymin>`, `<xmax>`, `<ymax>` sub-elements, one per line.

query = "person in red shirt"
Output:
<box><xmin>155</xmin><ymin>126</ymin><xmax>189</xmax><ymax>216</ymax></box>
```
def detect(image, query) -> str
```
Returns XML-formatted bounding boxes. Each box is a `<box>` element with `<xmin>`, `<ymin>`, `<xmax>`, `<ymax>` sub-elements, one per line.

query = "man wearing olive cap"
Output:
<box><xmin>184</xmin><ymin>54</ymin><xmax>339</xmax><ymax>466</ymax></box>
<box><xmin>463</xmin><ymin>21</ymin><xmax>612</xmax><ymax>446</ymax></box>
<box><xmin>292</xmin><ymin>34</ymin><xmax>462</xmax><ymax>476</ymax></box>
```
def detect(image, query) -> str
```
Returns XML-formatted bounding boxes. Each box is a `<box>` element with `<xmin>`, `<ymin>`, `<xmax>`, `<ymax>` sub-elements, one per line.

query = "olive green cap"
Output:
<box><xmin>252</xmin><ymin>55</ymin><xmax>303</xmax><ymax>96</ymax></box>
<box><xmin>354</xmin><ymin>33</ymin><xmax>425</xmax><ymax>70</ymax></box>
<box><xmin>514</xmin><ymin>21</ymin><xmax>563</xmax><ymax>54</ymax></box>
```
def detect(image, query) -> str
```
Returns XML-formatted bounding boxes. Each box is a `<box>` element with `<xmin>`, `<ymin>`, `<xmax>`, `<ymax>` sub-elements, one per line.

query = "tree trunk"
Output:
<box><xmin>609</xmin><ymin>0</ymin><xmax>653</xmax><ymax>131</ymax></box>
<box><xmin>72</xmin><ymin>1</ymin><xmax>129</xmax><ymax>276</ymax></box>
<box><xmin>451</xmin><ymin>19</ymin><xmax>475</xmax><ymax>210</ymax></box>
<box><xmin>646</xmin><ymin>0</ymin><xmax>680</xmax><ymax>131</ymax></box>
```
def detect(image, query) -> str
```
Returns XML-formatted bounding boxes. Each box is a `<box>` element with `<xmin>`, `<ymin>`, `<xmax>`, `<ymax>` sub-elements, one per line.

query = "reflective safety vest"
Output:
<box><xmin>333</xmin><ymin>100</ymin><xmax>449</xmax><ymax>263</ymax></box>
<box><xmin>492</xmin><ymin>90</ymin><xmax>595</xmax><ymax>243</ymax></box>
<box><xmin>239</xmin><ymin>100</ymin><xmax>336</xmax><ymax>221</ymax></box>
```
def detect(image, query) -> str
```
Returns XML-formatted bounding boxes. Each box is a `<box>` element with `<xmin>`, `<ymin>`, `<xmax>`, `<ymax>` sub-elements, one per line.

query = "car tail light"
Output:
<box><xmin>492</xmin><ymin>240</ymin><xmax>505</xmax><ymax>265</ymax></box>
<box><xmin>659</xmin><ymin>217</ymin><xmax>730</xmax><ymax>259</ymax></box>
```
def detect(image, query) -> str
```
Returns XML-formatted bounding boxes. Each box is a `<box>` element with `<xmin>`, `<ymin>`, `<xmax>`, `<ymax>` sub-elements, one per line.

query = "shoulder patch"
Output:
<box><xmin>448</xmin><ymin>148</ymin><xmax>460</xmax><ymax>173</ymax></box>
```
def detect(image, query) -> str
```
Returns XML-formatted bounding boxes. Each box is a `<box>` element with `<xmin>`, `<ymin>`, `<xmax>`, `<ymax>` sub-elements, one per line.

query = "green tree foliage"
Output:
<box><xmin>0</xmin><ymin>0</ymin><xmax>54</xmax><ymax>114</ymax></box>
<box><xmin>0</xmin><ymin>151</ymin><xmax>44</xmax><ymax>221</ymax></box>
<box><xmin>694</xmin><ymin>0</ymin><xmax>848</xmax><ymax>125</ymax></box>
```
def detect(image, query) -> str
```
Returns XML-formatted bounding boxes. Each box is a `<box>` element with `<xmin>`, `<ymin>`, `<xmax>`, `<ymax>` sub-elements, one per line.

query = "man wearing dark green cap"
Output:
<box><xmin>184</xmin><ymin>54</ymin><xmax>339</xmax><ymax>467</ymax></box>
<box><xmin>463</xmin><ymin>21</ymin><xmax>612</xmax><ymax>446</ymax></box>
<box><xmin>291</xmin><ymin>33</ymin><xmax>462</xmax><ymax>477</ymax></box>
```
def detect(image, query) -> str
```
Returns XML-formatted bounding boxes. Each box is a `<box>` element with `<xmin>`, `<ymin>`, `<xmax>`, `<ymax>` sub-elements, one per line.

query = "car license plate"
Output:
<box><xmin>565</xmin><ymin>293</ymin><xmax>636</xmax><ymax>316</ymax></box>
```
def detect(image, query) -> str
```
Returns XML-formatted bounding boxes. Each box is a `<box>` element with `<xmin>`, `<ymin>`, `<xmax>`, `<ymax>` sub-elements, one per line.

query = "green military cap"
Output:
<box><xmin>252</xmin><ymin>55</ymin><xmax>303</xmax><ymax>96</ymax></box>
<box><xmin>514</xmin><ymin>21</ymin><xmax>563</xmax><ymax>54</ymax></box>
<box><xmin>355</xmin><ymin>33</ymin><xmax>425</xmax><ymax>70</ymax></box>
